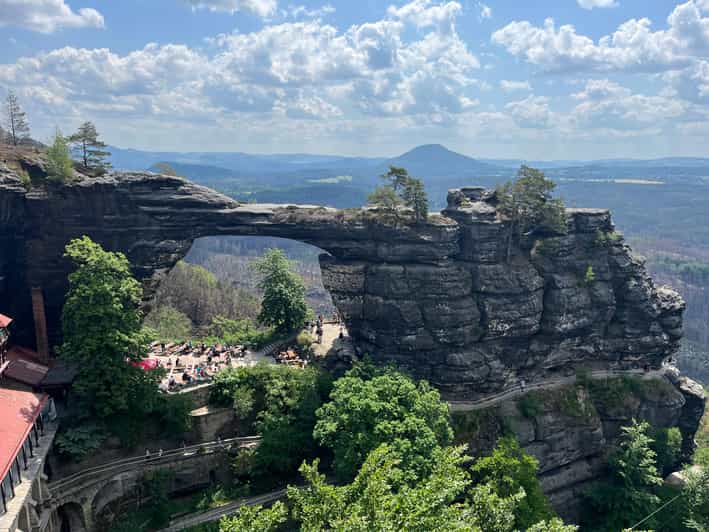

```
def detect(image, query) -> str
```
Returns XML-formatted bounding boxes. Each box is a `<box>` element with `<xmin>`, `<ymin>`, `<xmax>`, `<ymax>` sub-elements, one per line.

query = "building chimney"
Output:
<box><xmin>31</xmin><ymin>287</ymin><xmax>50</xmax><ymax>363</ymax></box>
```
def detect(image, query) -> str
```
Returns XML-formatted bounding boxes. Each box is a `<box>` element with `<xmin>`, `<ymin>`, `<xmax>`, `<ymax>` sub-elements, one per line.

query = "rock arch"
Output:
<box><xmin>0</xmin><ymin>173</ymin><xmax>684</xmax><ymax>400</ymax></box>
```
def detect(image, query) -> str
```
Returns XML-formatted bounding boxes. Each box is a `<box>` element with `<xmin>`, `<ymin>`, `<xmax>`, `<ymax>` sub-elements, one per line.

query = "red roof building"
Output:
<box><xmin>0</xmin><ymin>388</ymin><xmax>49</xmax><ymax>515</ymax></box>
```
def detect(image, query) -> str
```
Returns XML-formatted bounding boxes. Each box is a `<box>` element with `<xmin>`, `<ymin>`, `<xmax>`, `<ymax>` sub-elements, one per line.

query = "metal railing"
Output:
<box><xmin>48</xmin><ymin>436</ymin><xmax>261</xmax><ymax>494</ymax></box>
<box><xmin>159</xmin><ymin>488</ymin><xmax>288</xmax><ymax>532</ymax></box>
<box><xmin>448</xmin><ymin>368</ymin><xmax>668</xmax><ymax>412</ymax></box>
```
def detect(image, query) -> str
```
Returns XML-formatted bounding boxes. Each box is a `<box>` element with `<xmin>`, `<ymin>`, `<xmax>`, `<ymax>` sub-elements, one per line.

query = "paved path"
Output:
<box><xmin>448</xmin><ymin>368</ymin><xmax>668</xmax><ymax>412</ymax></box>
<box><xmin>158</xmin><ymin>488</ymin><xmax>288</xmax><ymax>532</ymax></box>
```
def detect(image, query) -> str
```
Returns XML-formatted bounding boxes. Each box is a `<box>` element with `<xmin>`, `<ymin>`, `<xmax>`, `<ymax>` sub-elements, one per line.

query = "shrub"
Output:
<box><xmin>584</xmin><ymin>265</ymin><xmax>596</xmax><ymax>285</ymax></box>
<box><xmin>45</xmin><ymin>129</ymin><xmax>74</xmax><ymax>182</ymax></box>
<box><xmin>518</xmin><ymin>394</ymin><xmax>543</xmax><ymax>419</ymax></box>
<box><xmin>211</xmin><ymin>364</ymin><xmax>331</xmax><ymax>478</ymax></box>
<box><xmin>55</xmin><ymin>424</ymin><xmax>107</xmax><ymax>461</ymax></box>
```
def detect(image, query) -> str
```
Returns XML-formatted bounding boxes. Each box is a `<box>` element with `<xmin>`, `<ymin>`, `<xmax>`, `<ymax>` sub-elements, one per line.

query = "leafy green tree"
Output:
<box><xmin>683</xmin><ymin>466</ymin><xmax>709</xmax><ymax>531</ymax></box>
<box><xmin>211</xmin><ymin>364</ymin><xmax>331</xmax><ymax>477</ymax></box>
<box><xmin>253</xmin><ymin>249</ymin><xmax>309</xmax><ymax>334</ymax></box>
<box><xmin>60</xmin><ymin>237</ymin><xmax>158</xmax><ymax>421</ymax></box>
<box><xmin>219</xmin><ymin>502</ymin><xmax>288</xmax><ymax>532</ymax></box>
<box><xmin>651</xmin><ymin>427</ymin><xmax>683</xmax><ymax>475</ymax></box>
<box><xmin>143</xmin><ymin>305</ymin><xmax>193</xmax><ymax>342</ymax></box>
<box><xmin>289</xmin><ymin>444</ymin><xmax>577</xmax><ymax>532</ymax></box>
<box><xmin>471</xmin><ymin>436</ymin><xmax>555</xmax><ymax>529</ymax></box>
<box><xmin>69</xmin><ymin>121</ymin><xmax>111</xmax><ymax>175</ymax></box>
<box><xmin>313</xmin><ymin>364</ymin><xmax>453</xmax><ymax>481</ymax></box>
<box><xmin>3</xmin><ymin>91</ymin><xmax>30</xmax><ymax>146</ymax></box>
<box><xmin>45</xmin><ymin>129</ymin><xmax>74</xmax><ymax>182</ymax></box>
<box><xmin>496</xmin><ymin>165</ymin><xmax>567</xmax><ymax>260</ymax></box>
<box><xmin>402</xmin><ymin>176</ymin><xmax>429</xmax><ymax>222</ymax></box>
<box><xmin>583</xmin><ymin>419</ymin><xmax>663</xmax><ymax>531</ymax></box>
<box><xmin>204</xmin><ymin>315</ymin><xmax>269</xmax><ymax>348</ymax></box>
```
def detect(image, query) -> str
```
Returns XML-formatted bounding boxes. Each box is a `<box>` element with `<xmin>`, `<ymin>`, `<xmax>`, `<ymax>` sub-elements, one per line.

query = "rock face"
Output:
<box><xmin>0</xmin><ymin>171</ymin><xmax>687</xmax><ymax>400</ymax></box>
<box><xmin>453</xmin><ymin>375</ymin><xmax>706</xmax><ymax>522</ymax></box>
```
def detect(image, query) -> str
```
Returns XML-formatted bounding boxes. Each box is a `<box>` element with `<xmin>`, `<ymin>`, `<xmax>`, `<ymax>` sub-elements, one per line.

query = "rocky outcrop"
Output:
<box><xmin>453</xmin><ymin>375</ymin><xmax>706</xmax><ymax>522</ymax></box>
<box><xmin>0</xmin><ymin>171</ymin><xmax>687</xmax><ymax>401</ymax></box>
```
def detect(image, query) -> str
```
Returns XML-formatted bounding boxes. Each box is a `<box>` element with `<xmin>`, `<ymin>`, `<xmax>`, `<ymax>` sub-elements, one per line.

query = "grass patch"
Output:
<box><xmin>585</xmin><ymin>376</ymin><xmax>677</xmax><ymax>410</ymax></box>
<box><xmin>517</xmin><ymin>386</ymin><xmax>596</xmax><ymax>422</ymax></box>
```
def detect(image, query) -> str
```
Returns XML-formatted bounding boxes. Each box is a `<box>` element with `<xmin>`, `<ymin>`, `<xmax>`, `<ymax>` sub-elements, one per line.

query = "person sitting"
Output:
<box><xmin>182</xmin><ymin>371</ymin><xmax>192</xmax><ymax>383</ymax></box>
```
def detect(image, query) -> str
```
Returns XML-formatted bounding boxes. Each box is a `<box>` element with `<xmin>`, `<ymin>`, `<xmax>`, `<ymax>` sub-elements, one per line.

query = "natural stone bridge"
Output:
<box><xmin>0</xmin><ymin>170</ymin><xmax>684</xmax><ymax>399</ymax></box>
<box><xmin>45</xmin><ymin>436</ymin><xmax>260</xmax><ymax>532</ymax></box>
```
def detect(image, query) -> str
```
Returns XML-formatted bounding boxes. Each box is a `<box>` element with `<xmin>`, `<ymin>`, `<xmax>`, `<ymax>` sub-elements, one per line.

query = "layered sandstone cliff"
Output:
<box><xmin>0</xmin><ymin>168</ymin><xmax>687</xmax><ymax>400</ymax></box>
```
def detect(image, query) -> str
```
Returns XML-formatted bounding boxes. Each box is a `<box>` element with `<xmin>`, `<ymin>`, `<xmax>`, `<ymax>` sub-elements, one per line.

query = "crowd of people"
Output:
<box><xmin>152</xmin><ymin>341</ymin><xmax>248</xmax><ymax>391</ymax></box>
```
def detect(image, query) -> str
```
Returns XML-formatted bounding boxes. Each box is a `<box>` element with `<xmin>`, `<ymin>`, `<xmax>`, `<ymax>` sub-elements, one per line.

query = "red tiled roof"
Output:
<box><xmin>0</xmin><ymin>388</ymin><xmax>47</xmax><ymax>482</ymax></box>
<box><xmin>4</xmin><ymin>347</ymin><xmax>49</xmax><ymax>386</ymax></box>
<box><xmin>0</xmin><ymin>314</ymin><xmax>12</xmax><ymax>328</ymax></box>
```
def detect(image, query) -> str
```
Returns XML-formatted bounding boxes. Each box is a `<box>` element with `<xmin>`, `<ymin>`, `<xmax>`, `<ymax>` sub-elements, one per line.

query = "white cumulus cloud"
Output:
<box><xmin>0</xmin><ymin>0</ymin><xmax>481</xmax><ymax>132</ymax></box>
<box><xmin>577</xmin><ymin>0</ymin><xmax>618</xmax><ymax>10</ymax></box>
<box><xmin>183</xmin><ymin>0</ymin><xmax>277</xmax><ymax>17</ymax></box>
<box><xmin>500</xmin><ymin>80</ymin><xmax>531</xmax><ymax>92</ymax></box>
<box><xmin>492</xmin><ymin>0</ymin><xmax>709</xmax><ymax>73</ymax></box>
<box><xmin>0</xmin><ymin>0</ymin><xmax>104</xmax><ymax>33</ymax></box>
<box><xmin>505</xmin><ymin>95</ymin><xmax>553</xmax><ymax>128</ymax></box>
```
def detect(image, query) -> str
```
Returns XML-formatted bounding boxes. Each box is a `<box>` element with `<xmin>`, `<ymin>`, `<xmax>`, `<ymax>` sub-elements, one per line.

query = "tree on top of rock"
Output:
<box><xmin>69</xmin><ymin>121</ymin><xmax>112</xmax><ymax>175</ymax></box>
<box><xmin>368</xmin><ymin>165</ymin><xmax>429</xmax><ymax>223</ymax></box>
<box><xmin>3</xmin><ymin>91</ymin><xmax>30</xmax><ymax>146</ymax></box>
<box><xmin>496</xmin><ymin>165</ymin><xmax>567</xmax><ymax>261</ymax></box>
<box><xmin>45</xmin><ymin>129</ymin><xmax>74</xmax><ymax>183</ymax></box>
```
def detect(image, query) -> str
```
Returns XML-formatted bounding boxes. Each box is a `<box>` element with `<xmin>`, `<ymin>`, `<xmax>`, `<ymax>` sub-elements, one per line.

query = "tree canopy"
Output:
<box><xmin>220</xmin><ymin>442</ymin><xmax>575</xmax><ymax>532</ymax></box>
<box><xmin>211</xmin><ymin>363</ymin><xmax>331</xmax><ymax>477</ymax></box>
<box><xmin>253</xmin><ymin>249</ymin><xmax>309</xmax><ymax>334</ymax></box>
<box><xmin>313</xmin><ymin>363</ymin><xmax>453</xmax><ymax>481</ymax></box>
<box><xmin>582</xmin><ymin>419</ymin><xmax>663</xmax><ymax>531</ymax></box>
<box><xmin>471</xmin><ymin>437</ymin><xmax>554</xmax><ymax>529</ymax></box>
<box><xmin>69</xmin><ymin>121</ymin><xmax>111</xmax><ymax>175</ymax></box>
<box><xmin>368</xmin><ymin>165</ymin><xmax>428</xmax><ymax>223</ymax></box>
<box><xmin>496</xmin><ymin>165</ymin><xmax>566</xmax><ymax>260</ymax></box>
<box><xmin>60</xmin><ymin>236</ymin><xmax>157</xmax><ymax>420</ymax></box>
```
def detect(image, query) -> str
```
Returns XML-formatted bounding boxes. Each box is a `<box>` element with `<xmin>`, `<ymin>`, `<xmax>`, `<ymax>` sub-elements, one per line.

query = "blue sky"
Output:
<box><xmin>1</xmin><ymin>0</ymin><xmax>708</xmax><ymax>159</ymax></box>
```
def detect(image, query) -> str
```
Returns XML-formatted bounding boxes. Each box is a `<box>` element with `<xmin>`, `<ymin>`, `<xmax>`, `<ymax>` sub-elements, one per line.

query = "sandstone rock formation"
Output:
<box><xmin>453</xmin><ymin>375</ymin><xmax>705</xmax><ymax>521</ymax></box>
<box><xmin>0</xmin><ymin>169</ymin><xmax>688</xmax><ymax>401</ymax></box>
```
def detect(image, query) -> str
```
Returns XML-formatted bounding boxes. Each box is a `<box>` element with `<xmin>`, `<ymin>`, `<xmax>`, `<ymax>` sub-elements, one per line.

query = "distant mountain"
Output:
<box><xmin>147</xmin><ymin>161</ymin><xmax>238</xmax><ymax>181</ymax></box>
<box><xmin>109</xmin><ymin>146</ymin><xmax>384</xmax><ymax>176</ymax></box>
<box><xmin>385</xmin><ymin>144</ymin><xmax>504</xmax><ymax>178</ymax></box>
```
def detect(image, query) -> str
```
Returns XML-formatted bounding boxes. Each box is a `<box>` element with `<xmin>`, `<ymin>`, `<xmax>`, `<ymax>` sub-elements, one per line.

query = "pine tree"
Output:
<box><xmin>380</xmin><ymin>166</ymin><xmax>411</xmax><ymax>193</ymax></box>
<box><xmin>402</xmin><ymin>176</ymin><xmax>429</xmax><ymax>222</ymax></box>
<box><xmin>3</xmin><ymin>91</ymin><xmax>30</xmax><ymax>146</ymax></box>
<box><xmin>69</xmin><ymin>121</ymin><xmax>111</xmax><ymax>175</ymax></box>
